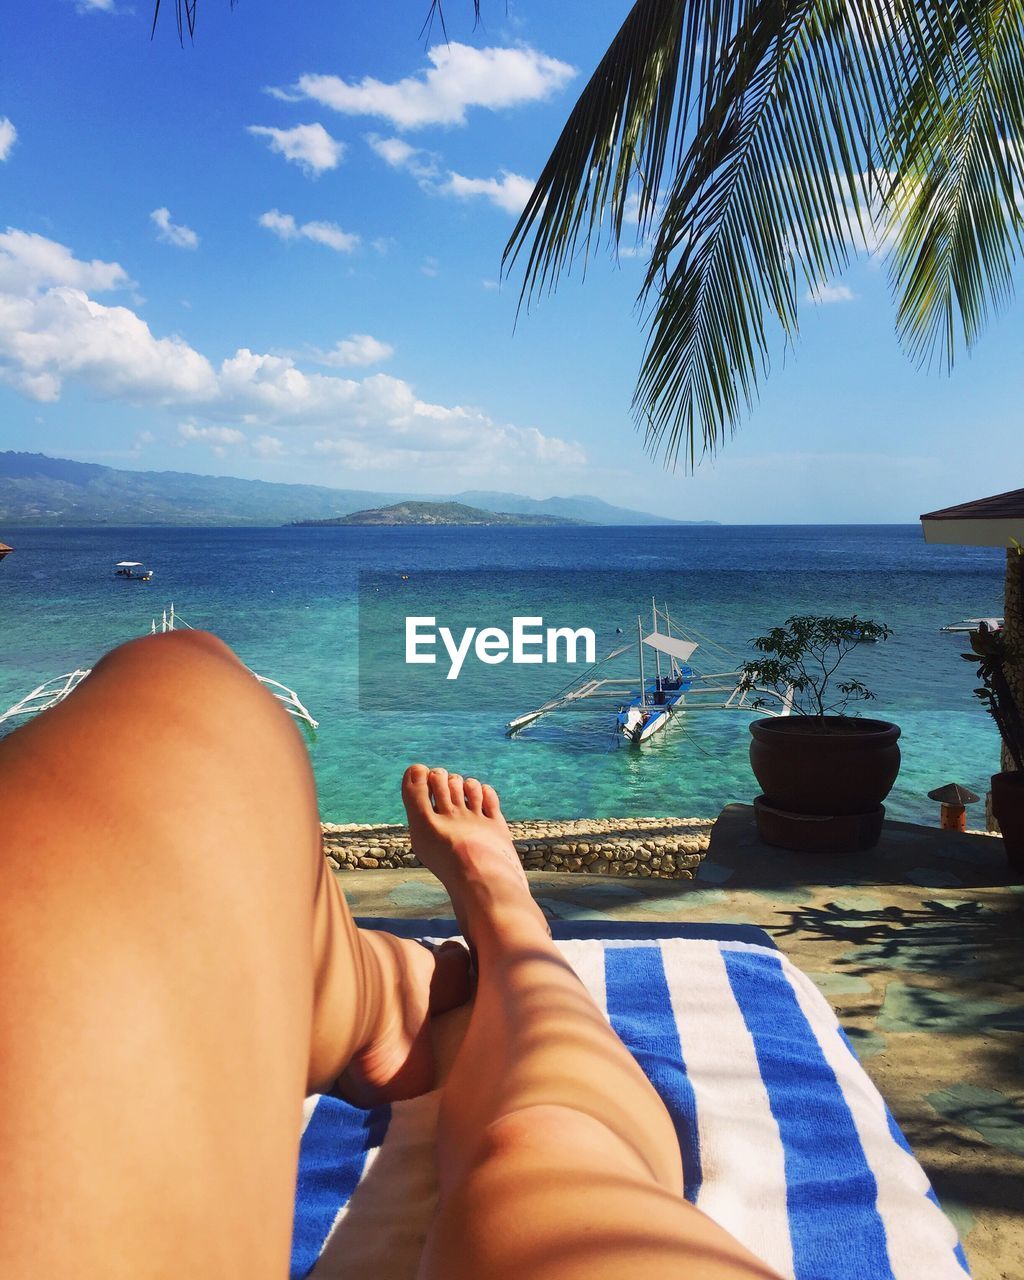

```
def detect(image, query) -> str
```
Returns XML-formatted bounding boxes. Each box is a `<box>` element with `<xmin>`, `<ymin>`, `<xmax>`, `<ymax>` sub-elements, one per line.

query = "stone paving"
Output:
<box><xmin>335</xmin><ymin>804</ymin><xmax>1024</xmax><ymax>1280</ymax></box>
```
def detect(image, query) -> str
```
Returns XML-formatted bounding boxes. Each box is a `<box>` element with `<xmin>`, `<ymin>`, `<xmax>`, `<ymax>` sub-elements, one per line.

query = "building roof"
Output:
<box><xmin>920</xmin><ymin>488</ymin><xmax>1024</xmax><ymax>522</ymax></box>
<box><xmin>920</xmin><ymin>488</ymin><xmax>1024</xmax><ymax>547</ymax></box>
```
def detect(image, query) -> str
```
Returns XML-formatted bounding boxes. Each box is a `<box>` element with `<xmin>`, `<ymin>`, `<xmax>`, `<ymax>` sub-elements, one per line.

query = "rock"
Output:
<box><xmin>358</xmin><ymin>856</ymin><xmax>380</xmax><ymax>869</ymax></box>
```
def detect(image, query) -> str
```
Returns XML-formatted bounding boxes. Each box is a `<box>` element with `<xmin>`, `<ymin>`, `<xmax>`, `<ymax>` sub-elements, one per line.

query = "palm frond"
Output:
<box><xmin>507</xmin><ymin>0</ymin><xmax>888</xmax><ymax>467</ymax></box>
<box><xmin>503</xmin><ymin>0</ymin><xmax>696</xmax><ymax>294</ymax></box>
<box><xmin>151</xmin><ymin>0</ymin><xmax>204</xmax><ymax>42</ymax></box>
<box><xmin>151</xmin><ymin>2</ymin><xmax>483</xmax><ymax>44</ymax></box>
<box><xmin>884</xmin><ymin>0</ymin><xmax>1024</xmax><ymax>368</ymax></box>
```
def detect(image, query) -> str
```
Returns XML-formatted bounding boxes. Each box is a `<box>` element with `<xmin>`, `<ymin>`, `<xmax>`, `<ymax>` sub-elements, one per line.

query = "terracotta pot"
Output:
<box><xmin>748</xmin><ymin>716</ymin><xmax>902</xmax><ymax>816</ymax></box>
<box><xmin>991</xmin><ymin>771</ymin><xmax>1024</xmax><ymax>870</ymax></box>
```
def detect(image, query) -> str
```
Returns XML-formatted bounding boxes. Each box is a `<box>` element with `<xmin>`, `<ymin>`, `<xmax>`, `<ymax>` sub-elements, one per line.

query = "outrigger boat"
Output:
<box><xmin>939</xmin><ymin>616</ymin><xmax>1003</xmax><ymax>634</ymax></box>
<box><xmin>0</xmin><ymin>604</ymin><xmax>318</xmax><ymax>735</ymax></box>
<box><xmin>507</xmin><ymin>601</ymin><xmax>793</xmax><ymax>745</ymax></box>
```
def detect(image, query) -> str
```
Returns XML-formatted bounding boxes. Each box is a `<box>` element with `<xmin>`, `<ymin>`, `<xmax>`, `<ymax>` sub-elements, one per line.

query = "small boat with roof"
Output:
<box><xmin>114</xmin><ymin>561</ymin><xmax>153</xmax><ymax>581</ymax></box>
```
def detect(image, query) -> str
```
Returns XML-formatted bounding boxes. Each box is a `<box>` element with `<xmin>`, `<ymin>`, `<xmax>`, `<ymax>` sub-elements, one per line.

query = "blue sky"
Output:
<box><xmin>1</xmin><ymin>0</ymin><xmax>1022</xmax><ymax>521</ymax></box>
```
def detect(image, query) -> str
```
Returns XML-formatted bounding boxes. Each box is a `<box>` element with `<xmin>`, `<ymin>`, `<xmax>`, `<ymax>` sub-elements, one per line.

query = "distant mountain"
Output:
<box><xmin>0</xmin><ymin>451</ymin><xmax>707</xmax><ymax>527</ymax></box>
<box><xmin>0</xmin><ymin>452</ymin><xmax>408</xmax><ymax>526</ymax></box>
<box><xmin>295</xmin><ymin>501</ymin><xmax>584</xmax><ymax>527</ymax></box>
<box><xmin>454</xmin><ymin>490</ymin><xmax>715</xmax><ymax>527</ymax></box>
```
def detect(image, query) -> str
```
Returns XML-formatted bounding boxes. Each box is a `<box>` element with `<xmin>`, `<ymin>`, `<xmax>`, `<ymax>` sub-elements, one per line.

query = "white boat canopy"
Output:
<box><xmin>115</xmin><ymin>561</ymin><xmax>144</xmax><ymax>567</ymax></box>
<box><xmin>643</xmin><ymin>631</ymin><xmax>698</xmax><ymax>664</ymax></box>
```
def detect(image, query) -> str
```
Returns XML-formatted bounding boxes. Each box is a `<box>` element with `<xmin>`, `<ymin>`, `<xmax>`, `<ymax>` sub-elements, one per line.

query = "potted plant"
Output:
<box><xmin>963</xmin><ymin>623</ymin><xmax>1024</xmax><ymax>867</ymax></box>
<box><xmin>738</xmin><ymin>615</ymin><xmax>899</xmax><ymax>851</ymax></box>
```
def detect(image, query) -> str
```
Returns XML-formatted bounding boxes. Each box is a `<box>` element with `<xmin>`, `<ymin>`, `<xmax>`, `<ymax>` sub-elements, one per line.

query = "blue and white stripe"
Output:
<box><xmin>293</xmin><ymin>939</ymin><xmax>970</xmax><ymax>1280</ymax></box>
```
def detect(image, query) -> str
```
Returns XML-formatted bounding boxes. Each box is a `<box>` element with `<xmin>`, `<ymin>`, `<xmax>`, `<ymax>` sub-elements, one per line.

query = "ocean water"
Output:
<box><xmin>0</xmin><ymin>525</ymin><xmax>1006</xmax><ymax>826</ymax></box>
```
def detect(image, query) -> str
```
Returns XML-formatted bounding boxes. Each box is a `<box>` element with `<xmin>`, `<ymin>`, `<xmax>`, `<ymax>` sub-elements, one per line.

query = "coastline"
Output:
<box><xmin>323</xmin><ymin>814</ymin><xmax>713</xmax><ymax>878</ymax></box>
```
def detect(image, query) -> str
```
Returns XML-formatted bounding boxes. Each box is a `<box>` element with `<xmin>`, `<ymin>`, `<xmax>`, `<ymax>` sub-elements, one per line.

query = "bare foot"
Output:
<box><xmin>401</xmin><ymin>764</ymin><xmax>548</xmax><ymax>946</ymax></box>
<box><xmin>336</xmin><ymin>931</ymin><xmax>472</xmax><ymax>1107</ymax></box>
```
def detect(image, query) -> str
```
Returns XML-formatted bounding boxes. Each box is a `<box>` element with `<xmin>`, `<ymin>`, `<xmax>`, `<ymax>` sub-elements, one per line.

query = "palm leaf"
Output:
<box><xmin>507</xmin><ymin>0</ymin><xmax>1024</xmax><ymax>467</ymax></box>
<box><xmin>884</xmin><ymin>0</ymin><xmax>1024</xmax><ymax>368</ymax></box>
<box><xmin>152</xmin><ymin>2</ymin><xmax>483</xmax><ymax>43</ymax></box>
<box><xmin>507</xmin><ymin>0</ymin><xmax>887</xmax><ymax>467</ymax></box>
<box><xmin>503</xmin><ymin>0</ymin><xmax>698</xmax><ymax>295</ymax></box>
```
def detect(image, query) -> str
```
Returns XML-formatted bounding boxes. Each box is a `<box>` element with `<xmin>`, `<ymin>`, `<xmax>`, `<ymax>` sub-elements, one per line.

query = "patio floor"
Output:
<box><xmin>336</xmin><ymin>803</ymin><xmax>1024</xmax><ymax>1280</ymax></box>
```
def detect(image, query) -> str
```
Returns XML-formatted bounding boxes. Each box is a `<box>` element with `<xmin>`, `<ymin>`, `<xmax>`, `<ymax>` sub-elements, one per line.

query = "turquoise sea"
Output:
<box><xmin>0</xmin><ymin>525</ymin><xmax>1007</xmax><ymax>826</ymax></box>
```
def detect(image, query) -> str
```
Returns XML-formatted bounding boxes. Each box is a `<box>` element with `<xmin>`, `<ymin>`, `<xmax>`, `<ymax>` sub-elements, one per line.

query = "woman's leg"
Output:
<box><xmin>0</xmin><ymin>631</ymin><xmax>467</xmax><ymax>1280</ymax></box>
<box><xmin>404</xmin><ymin>765</ymin><xmax>781</xmax><ymax>1280</ymax></box>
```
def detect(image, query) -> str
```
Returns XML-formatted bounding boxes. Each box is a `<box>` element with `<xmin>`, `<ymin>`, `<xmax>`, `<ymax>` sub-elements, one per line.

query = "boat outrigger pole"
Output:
<box><xmin>637</xmin><ymin>615</ymin><xmax>646</xmax><ymax>708</ymax></box>
<box><xmin>651</xmin><ymin>598</ymin><xmax>662</xmax><ymax>691</ymax></box>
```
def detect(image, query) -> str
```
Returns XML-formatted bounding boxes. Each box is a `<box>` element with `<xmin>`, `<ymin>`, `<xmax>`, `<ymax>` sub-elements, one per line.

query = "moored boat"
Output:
<box><xmin>939</xmin><ymin>616</ymin><xmax>1003</xmax><ymax>633</ymax></box>
<box><xmin>507</xmin><ymin>599</ymin><xmax>793</xmax><ymax>745</ymax></box>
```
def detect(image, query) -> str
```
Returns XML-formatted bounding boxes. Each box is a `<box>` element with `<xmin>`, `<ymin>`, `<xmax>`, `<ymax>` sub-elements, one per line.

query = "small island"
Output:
<box><xmin>291</xmin><ymin>501</ymin><xmax>586</xmax><ymax>528</ymax></box>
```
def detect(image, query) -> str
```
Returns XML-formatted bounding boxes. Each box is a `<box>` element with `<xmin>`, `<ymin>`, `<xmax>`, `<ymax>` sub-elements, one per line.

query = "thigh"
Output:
<box><xmin>0</xmin><ymin>632</ymin><xmax>321</xmax><ymax>1280</ymax></box>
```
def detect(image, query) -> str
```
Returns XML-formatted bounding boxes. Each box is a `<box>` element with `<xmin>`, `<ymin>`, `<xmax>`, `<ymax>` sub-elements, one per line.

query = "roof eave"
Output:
<box><xmin>921</xmin><ymin>516</ymin><xmax>1024</xmax><ymax>547</ymax></box>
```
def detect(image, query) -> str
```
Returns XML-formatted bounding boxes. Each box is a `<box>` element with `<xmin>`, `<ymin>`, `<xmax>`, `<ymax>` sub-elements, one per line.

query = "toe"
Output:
<box><xmin>481</xmin><ymin>783</ymin><xmax>502</xmax><ymax>820</ymax></box>
<box><xmin>428</xmin><ymin>767</ymin><xmax>454</xmax><ymax>814</ymax></box>
<box><xmin>464</xmin><ymin>777</ymin><xmax>484</xmax><ymax>813</ymax></box>
<box><xmin>448</xmin><ymin>773</ymin><xmax>466</xmax><ymax>807</ymax></box>
<box><xmin>401</xmin><ymin>764</ymin><xmax>432</xmax><ymax>817</ymax></box>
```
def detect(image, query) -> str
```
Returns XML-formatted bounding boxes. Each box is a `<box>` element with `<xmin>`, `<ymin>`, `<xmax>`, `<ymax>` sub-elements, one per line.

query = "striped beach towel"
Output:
<box><xmin>292</xmin><ymin>938</ymin><xmax>970</xmax><ymax>1280</ymax></box>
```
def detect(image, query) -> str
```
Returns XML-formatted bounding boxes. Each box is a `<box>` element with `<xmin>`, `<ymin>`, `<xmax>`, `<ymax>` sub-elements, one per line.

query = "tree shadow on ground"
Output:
<box><xmin>774</xmin><ymin>897</ymin><xmax>1024</xmax><ymax>985</ymax></box>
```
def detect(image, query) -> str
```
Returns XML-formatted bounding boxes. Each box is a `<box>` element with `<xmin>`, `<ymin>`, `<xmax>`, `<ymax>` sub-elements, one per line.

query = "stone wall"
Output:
<box><xmin>322</xmin><ymin>815</ymin><xmax>713</xmax><ymax>879</ymax></box>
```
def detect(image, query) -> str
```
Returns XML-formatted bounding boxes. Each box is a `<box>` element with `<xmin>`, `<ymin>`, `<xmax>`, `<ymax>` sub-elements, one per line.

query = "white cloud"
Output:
<box><xmin>367</xmin><ymin>135</ymin><xmax>533</xmax><ymax>216</ymax></box>
<box><xmin>150</xmin><ymin>207</ymin><xmax>199</xmax><ymax>250</ymax></box>
<box><xmin>0</xmin><ymin>286</ymin><xmax>218</xmax><ymax>404</ymax></box>
<box><xmin>805</xmin><ymin>283</ymin><xmax>856</xmax><ymax>304</ymax></box>
<box><xmin>0</xmin><ymin>227</ymin><xmax>130</xmax><ymax>294</ymax></box>
<box><xmin>273</xmin><ymin>43</ymin><xmax>576</xmax><ymax>131</ymax></box>
<box><xmin>441</xmin><ymin>170</ymin><xmax>534</xmax><ymax>215</ymax></box>
<box><xmin>74</xmin><ymin>0</ymin><xmax>117</xmax><ymax>10</ymax></box>
<box><xmin>247</xmin><ymin>123</ymin><xmax>344</xmax><ymax>176</ymax></box>
<box><xmin>258</xmin><ymin>209</ymin><xmax>360</xmax><ymax>253</ymax></box>
<box><xmin>252</xmin><ymin>434</ymin><xmax>285</xmax><ymax>457</ymax></box>
<box><xmin>179</xmin><ymin>422</ymin><xmax>245</xmax><ymax>446</ymax></box>
<box><xmin>0</xmin><ymin>118</ymin><xmax>16</xmax><ymax>162</ymax></box>
<box><xmin>367</xmin><ymin>133</ymin><xmax>440</xmax><ymax>181</ymax></box>
<box><xmin>316</xmin><ymin>334</ymin><xmax>394</xmax><ymax>367</ymax></box>
<box><xmin>421</xmin><ymin>256</ymin><xmax>439</xmax><ymax>278</ymax></box>
<box><xmin>0</xmin><ymin>228</ymin><xmax>583</xmax><ymax>478</ymax></box>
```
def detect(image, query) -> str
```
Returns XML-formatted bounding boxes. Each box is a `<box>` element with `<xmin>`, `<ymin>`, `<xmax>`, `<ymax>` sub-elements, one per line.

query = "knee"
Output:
<box><xmin>85</xmin><ymin>629</ymin><xmax>300</xmax><ymax>748</ymax></box>
<box><xmin>90</xmin><ymin>629</ymin><xmax>260</xmax><ymax>708</ymax></box>
<box><xmin>94</xmin><ymin>628</ymin><xmax>240</xmax><ymax>679</ymax></box>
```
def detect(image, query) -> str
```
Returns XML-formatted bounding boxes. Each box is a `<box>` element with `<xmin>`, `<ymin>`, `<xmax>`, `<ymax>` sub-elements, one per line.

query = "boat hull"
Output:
<box><xmin>617</xmin><ymin>687</ymin><xmax>687</xmax><ymax>744</ymax></box>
